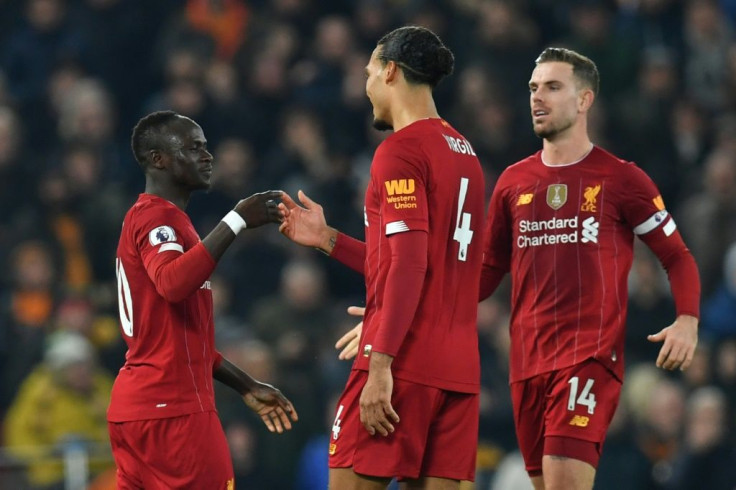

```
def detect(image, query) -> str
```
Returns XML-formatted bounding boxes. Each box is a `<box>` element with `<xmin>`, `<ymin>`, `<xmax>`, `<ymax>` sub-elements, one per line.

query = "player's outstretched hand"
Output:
<box><xmin>278</xmin><ymin>190</ymin><xmax>332</xmax><ymax>248</ymax></box>
<box><xmin>648</xmin><ymin>314</ymin><xmax>699</xmax><ymax>371</ymax></box>
<box><xmin>336</xmin><ymin>306</ymin><xmax>364</xmax><ymax>360</ymax></box>
<box><xmin>243</xmin><ymin>382</ymin><xmax>299</xmax><ymax>434</ymax></box>
<box><xmin>234</xmin><ymin>190</ymin><xmax>284</xmax><ymax>228</ymax></box>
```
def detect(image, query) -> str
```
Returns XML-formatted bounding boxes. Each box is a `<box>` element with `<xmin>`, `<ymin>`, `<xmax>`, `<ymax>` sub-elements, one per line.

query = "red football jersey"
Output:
<box><xmin>483</xmin><ymin>146</ymin><xmax>681</xmax><ymax>382</ymax></box>
<box><xmin>354</xmin><ymin>119</ymin><xmax>485</xmax><ymax>393</ymax></box>
<box><xmin>108</xmin><ymin>194</ymin><xmax>219</xmax><ymax>421</ymax></box>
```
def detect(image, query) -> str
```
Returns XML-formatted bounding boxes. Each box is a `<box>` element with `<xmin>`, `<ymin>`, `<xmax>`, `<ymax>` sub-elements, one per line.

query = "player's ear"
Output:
<box><xmin>385</xmin><ymin>60</ymin><xmax>399</xmax><ymax>84</ymax></box>
<box><xmin>578</xmin><ymin>88</ymin><xmax>595</xmax><ymax>113</ymax></box>
<box><xmin>149</xmin><ymin>149</ymin><xmax>165</xmax><ymax>169</ymax></box>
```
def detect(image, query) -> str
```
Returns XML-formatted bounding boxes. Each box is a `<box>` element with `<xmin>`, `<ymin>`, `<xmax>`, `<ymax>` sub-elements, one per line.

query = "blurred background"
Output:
<box><xmin>0</xmin><ymin>0</ymin><xmax>735</xmax><ymax>489</ymax></box>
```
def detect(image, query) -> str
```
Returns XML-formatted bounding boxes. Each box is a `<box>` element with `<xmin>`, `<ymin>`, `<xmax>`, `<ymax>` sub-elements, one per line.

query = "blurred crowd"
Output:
<box><xmin>1</xmin><ymin>0</ymin><xmax>736</xmax><ymax>489</ymax></box>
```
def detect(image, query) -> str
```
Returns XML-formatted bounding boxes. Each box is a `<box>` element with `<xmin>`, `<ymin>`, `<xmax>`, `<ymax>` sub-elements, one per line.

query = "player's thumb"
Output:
<box><xmin>298</xmin><ymin>190</ymin><xmax>317</xmax><ymax>209</ymax></box>
<box><xmin>647</xmin><ymin>329</ymin><xmax>667</xmax><ymax>343</ymax></box>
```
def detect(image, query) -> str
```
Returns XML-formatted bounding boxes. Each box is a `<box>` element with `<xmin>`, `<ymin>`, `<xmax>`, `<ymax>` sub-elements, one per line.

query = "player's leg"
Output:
<box><xmin>329</xmin><ymin>468</ymin><xmax>392</xmax><ymax>490</ymax></box>
<box><xmin>329</xmin><ymin>371</ymin><xmax>442</xmax><ymax>487</ymax></box>
<box><xmin>541</xmin><ymin>359</ymin><xmax>622</xmax><ymax>490</ymax></box>
<box><xmin>541</xmin><ymin>454</ymin><xmax>595</xmax><ymax>490</ymax></box>
<box><xmin>510</xmin><ymin>375</ymin><xmax>548</xmax><ymax>486</ymax></box>
<box><xmin>404</xmin><ymin>390</ymin><xmax>478</xmax><ymax>489</ymax></box>
<box><xmin>108</xmin><ymin>421</ymin><xmax>144</xmax><ymax>490</ymax></box>
<box><xmin>530</xmin><ymin>475</ymin><xmax>545</xmax><ymax>490</ymax></box>
<box><xmin>130</xmin><ymin>412</ymin><xmax>234</xmax><ymax>489</ymax></box>
<box><xmin>400</xmin><ymin>476</ymin><xmax>459</xmax><ymax>489</ymax></box>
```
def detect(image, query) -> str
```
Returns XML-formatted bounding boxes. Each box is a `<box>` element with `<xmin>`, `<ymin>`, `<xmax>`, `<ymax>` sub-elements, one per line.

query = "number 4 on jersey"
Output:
<box><xmin>454</xmin><ymin>177</ymin><xmax>474</xmax><ymax>261</ymax></box>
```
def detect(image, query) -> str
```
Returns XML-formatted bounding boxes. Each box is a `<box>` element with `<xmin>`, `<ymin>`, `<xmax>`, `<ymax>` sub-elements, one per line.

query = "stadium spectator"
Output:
<box><xmin>3</xmin><ymin>331</ymin><xmax>114</xmax><ymax>488</ymax></box>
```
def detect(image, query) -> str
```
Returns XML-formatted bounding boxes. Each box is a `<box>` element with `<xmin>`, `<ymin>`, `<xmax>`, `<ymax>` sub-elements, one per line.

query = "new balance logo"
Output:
<box><xmin>569</xmin><ymin>415</ymin><xmax>590</xmax><ymax>427</ymax></box>
<box><xmin>581</xmin><ymin>216</ymin><xmax>599</xmax><ymax>243</ymax></box>
<box><xmin>517</xmin><ymin>193</ymin><xmax>533</xmax><ymax>205</ymax></box>
<box><xmin>385</xmin><ymin>179</ymin><xmax>415</xmax><ymax>196</ymax></box>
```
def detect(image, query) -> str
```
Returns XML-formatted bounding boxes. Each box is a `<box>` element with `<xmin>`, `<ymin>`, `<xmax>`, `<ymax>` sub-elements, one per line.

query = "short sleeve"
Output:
<box><xmin>371</xmin><ymin>139</ymin><xmax>428</xmax><ymax>236</ymax></box>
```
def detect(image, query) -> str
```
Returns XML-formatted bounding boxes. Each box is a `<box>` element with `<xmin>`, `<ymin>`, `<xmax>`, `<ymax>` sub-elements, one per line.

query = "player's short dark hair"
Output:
<box><xmin>130</xmin><ymin>110</ymin><xmax>181</xmax><ymax>168</ymax></box>
<box><xmin>536</xmin><ymin>47</ymin><xmax>599</xmax><ymax>95</ymax></box>
<box><xmin>376</xmin><ymin>26</ymin><xmax>454</xmax><ymax>88</ymax></box>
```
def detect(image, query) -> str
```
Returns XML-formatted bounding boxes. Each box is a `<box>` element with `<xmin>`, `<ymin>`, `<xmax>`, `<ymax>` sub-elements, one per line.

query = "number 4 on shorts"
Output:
<box><xmin>567</xmin><ymin>376</ymin><xmax>596</xmax><ymax>414</ymax></box>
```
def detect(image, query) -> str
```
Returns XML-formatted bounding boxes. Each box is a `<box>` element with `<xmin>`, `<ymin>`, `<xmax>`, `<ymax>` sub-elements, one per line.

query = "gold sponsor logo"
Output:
<box><xmin>385</xmin><ymin>179</ymin><xmax>415</xmax><ymax>196</ymax></box>
<box><xmin>581</xmin><ymin>184</ymin><xmax>601</xmax><ymax>212</ymax></box>
<box><xmin>653</xmin><ymin>195</ymin><xmax>665</xmax><ymax>211</ymax></box>
<box><xmin>517</xmin><ymin>193</ymin><xmax>533</xmax><ymax>205</ymax></box>
<box><xmin>329</xmin><ymin>443</ymin><xmax>337</xmax><ymax>455</ymax></box>
<box><xmin>386</xmin><ymin>194</ymin><xmax>418</xmax><ymax>209</ymax></box>
<box><xmin>546</xmin><ymin>184</ymin><xmax>567</xmax><ymax>210</ymax></box>
<box><xmin>227</xmin><ymin>478</ymin><xmax>235</xmax><ymax>490</ymax></box>
<box><xmin>569</xmin><ymin>415</ymin><xmax>590</xmax><ymax>427</ymax></box>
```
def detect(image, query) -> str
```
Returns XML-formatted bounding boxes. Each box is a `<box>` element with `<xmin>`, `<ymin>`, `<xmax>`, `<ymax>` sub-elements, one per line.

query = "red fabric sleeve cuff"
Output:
<box><xmin>479</xmin><ymin>263</ymin><xmax>506</xmax><ymax>301</ymax></box>
<box><xmin>331</xmin><ymin>232</ymin><xmax>366</xmax><ymax>274</ymax></box>
<box><xmin>213</xmin><ymin>351</ymin><xmax>223</xmax><ymax>372</ymax></box>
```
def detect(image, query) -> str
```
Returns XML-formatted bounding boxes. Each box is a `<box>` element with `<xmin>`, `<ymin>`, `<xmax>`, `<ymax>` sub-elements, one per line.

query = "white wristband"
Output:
<box><xmin>222</xmin><ymin>210</ymin><xmax>247</xmax><ymax>235</ymax></box>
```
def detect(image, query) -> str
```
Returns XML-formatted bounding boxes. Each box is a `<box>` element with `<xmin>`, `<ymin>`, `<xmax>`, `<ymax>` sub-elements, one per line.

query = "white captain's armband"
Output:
<box><xmin>386</xmin><ymin>220</ymin><xmax>410</xmax><ymax>235</ymax></box>
<box><xmin>633</xmin><ymin>210</ymin><xmax>677</xmax><ymax>237</ymax></box>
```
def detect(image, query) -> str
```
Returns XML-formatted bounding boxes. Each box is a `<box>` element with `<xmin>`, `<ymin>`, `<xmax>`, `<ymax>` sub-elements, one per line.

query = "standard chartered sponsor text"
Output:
<box><xmin>517</xmin><ymin>216</ymin><xmax>579</xmax><ymax>248</ymax></box>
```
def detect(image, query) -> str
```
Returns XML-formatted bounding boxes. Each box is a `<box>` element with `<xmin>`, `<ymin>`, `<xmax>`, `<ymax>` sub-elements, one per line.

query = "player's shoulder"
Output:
<box><xmin>497</xmin><ymin>151</ymin><xmax>540</xmax><ymax>180</ymax></box>
<box><xmin>590</xmin><ymin>146</ymin><xmax>632</xmax><ymax>166</ymax></box>
<box><xmin>125</xmin><ymin>194</ymin><xmax>184</xmax><ymax>229</ymax></box>
<box><xmin>591</xmin><ymin>146</ymin><xmax>650</xmax><ymax>180</ymax></box>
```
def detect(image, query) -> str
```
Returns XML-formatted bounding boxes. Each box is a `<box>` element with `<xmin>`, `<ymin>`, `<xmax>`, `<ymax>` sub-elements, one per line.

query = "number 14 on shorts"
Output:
<box><xmin>567</xmin><ymin>376</ymin><xmax>596</xmax><ymax>414</ymax></box>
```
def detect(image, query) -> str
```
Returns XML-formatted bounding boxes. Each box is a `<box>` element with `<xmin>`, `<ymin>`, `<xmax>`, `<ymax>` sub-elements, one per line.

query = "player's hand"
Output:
<box><xmin>359</xmin><ymin>353</ymin><xmax>399</xmax><ymax>436</ymax></box>
<box><xmin>648</xmin><ymin>314</ymin><xmax>698</xmax><ymax>371</ymax></box>
<box><xmin>243</xmin><ymin>382</ymin><xmax>299</xmax><ymax>434</ymax></box>
<box><xmin>336</xmin><ymin>306</ymin><xmax>364</xmax><ymax>360</ymax></box>
<box><xmin>234</xmin><ymin>190</ymin><xmax>284</xmax><ymax>228</ymax></box>
<box><xmin>278</xmin><ymin>190</ymin><xmax>334</xmax><ymax>249</ymax></box>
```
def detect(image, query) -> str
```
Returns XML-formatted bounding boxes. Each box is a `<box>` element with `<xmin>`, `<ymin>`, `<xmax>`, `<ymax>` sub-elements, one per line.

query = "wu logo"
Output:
<box><xmin>581</xmin><ymin>184</ymin><xmax>601</xmax><ymax>212</ymax></box>
<box><xmin>581</xmin><ymin>217</ymin><xmax>599</xmax><ymax>243</ymax></box>
<box><xmin>385</xmin><ymin>179</ymin><xmax>415</xmax><ymax>196</ymax></box>
<box><xmin>546</xmin><ymin>184</ymin><xmax>567</xmax><ymax>210</ymax></box>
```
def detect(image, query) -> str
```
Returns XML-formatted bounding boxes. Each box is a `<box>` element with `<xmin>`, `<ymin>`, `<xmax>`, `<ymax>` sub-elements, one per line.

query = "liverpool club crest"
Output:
<box><xmin>546</xmin><ymin>184</ymin><xmax>567</xmax><ymax>210</ymax></box>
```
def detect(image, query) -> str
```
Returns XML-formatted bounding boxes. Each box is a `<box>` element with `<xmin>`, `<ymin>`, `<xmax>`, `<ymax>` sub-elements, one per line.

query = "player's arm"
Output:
<box><xmin>201</xmin><ymin>190</ymin><xmax>284</xmax><ymax>260</ymax></box>
<box><xmin>623</xmin><ymin>167</ymin><xmax>700</xmax><ymax>371</ymax></box>
<box><xmin>213</xmin><ymin>356</ymin><xmax>298</xmax><ymax>433</ymax></box>
<box><xmin>145</xmin><ymin>191</ymin><xmax>283</xmax><ymax>302</ymax></box>
<box><xmin>479</xmin><ymin>177</ymin><xmax>512</xmax><ymax>301</ymax></box>
<box><xmin>279</xmin><ymin>190</ymin><xmax>366</xmax><ymax>274</ymax></box>
<box><xmin>638</xmin><ymin>221</ymin><xmax>700</xmax><ymax>371</ymax></box>
<box><xmin>361</xmin><ymin>229</ymin><xmax>428</xmax><ymax>436</ymax></box>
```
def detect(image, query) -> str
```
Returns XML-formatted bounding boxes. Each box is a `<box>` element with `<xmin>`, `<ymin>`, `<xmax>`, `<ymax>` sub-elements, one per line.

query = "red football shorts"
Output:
<box><xmin>328</xmin><ymin>369</ymin><xmax>479</xmax><ymax>481</ymax></box>
<box><xmin>511</xmin><ymin>358</ymin><xmax>621</xmax><ymax>475</ymax></box>
<box><xmin>108</xmin><ymin>411</ymin><xmax>234</xmax><ymax>489</ymax></box>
